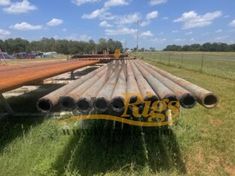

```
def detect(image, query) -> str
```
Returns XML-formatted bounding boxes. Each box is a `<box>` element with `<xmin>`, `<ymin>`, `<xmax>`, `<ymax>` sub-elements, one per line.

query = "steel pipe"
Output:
<box><xmin>76</xmin><ymin>68</ymin><xmax>112</xmax><ymax>113</ymax></box>
<box><xmin>140</xmin><ymin>60</ymin><xmax>218</xmax><ymax>108</ymax></box>
<box><xmin>126</xmin><ymin>61</ymin><xmax>142</xmax><ymax>103</ymax></box>
<box><xmin>59</xmin><ymin>66</ymin><xmax>109</xmax><ymax>110</ymax></box>
<box><xmin>134</xmin><ymin>61</ymin><xmax>177</xmax><ymax>101</ymax></box>
<box><xmin>93</xmin><ymin>61</ymin><xmax>122</xmax><ymax>112</ymax></box>
<box><xmin>37</xmin><ymin>64</ymin><xmax>108</xmax><ymax>112</ymax></box>
<box><xmin>110</xmin><ymin>61</ymin><xmax>127</xmax><ymax>113</ymax></box>
<box><xmin>0</xmin><ymin>60</ymin><xmax>99</xmax><ymax>93</ymax></box>
<box><xmin>137</xmin><ymin>60</ymin><xmax>196</xmax><ymax>108</ymax></box>
<box><xmin>130</xmin><ymin>61</ymin><xmax>158</xmax><ymax>101</ymax></box>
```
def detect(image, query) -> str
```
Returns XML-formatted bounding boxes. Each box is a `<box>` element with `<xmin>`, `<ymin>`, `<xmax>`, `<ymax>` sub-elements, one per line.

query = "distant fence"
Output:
<box><xmin>134</xmin><ymin>52</ymin><xmax>235</xmax><ymax>80</ymax></box>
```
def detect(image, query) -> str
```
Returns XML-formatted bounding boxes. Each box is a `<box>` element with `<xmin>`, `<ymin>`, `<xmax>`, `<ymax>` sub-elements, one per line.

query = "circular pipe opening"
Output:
<box><xmin>60</xmin><ymin>97</ymin><xmax>76</xmax><ymax>110</ymax></box>
<box><xmin>203</xmin><ymin>94</ymin><xmax>218</xmax><ymax>108</ymax></box>
<box><xmin>180</xmin><ymin>94</ymin><xmax>196</xmax><ymax>109</ymax></box>
<box><xmin>77</xmin><ymin>98</ymin><xmax>92</xmax><ymax>113</ymax></box>
<box><xmin>37</xmin><ymin>99</ymin><xmax>52</xmax><ymax>112</ymax></box>
<box><xmin>129</xmin><ymin>96</ymin><xmax>138</xmax><ymax>104</ymax></box>
<box><xmin>165</xmin><ymin>95</ymin><xmax>177</xmax><ymax>102</ymax></box>
<box><xmin>110</xmin><ymin>97</ymin><xmax>125</xmax><ymax>113</ymax></box>
<box><xmin>93</xmin><ymin>97</ymin><xmax>109</xmax><ymax>112</ymax></box>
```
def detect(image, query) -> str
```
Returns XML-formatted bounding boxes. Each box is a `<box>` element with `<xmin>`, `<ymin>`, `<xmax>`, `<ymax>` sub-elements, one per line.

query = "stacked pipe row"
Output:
<box><xmin>37</xmin><ymin>59</ymin><xmax>218</xmax><ymax>113</ymax></box>
<box><xmin>71</xmin><ymin>54</ymin><xmax>128</xmax><ymax>59</ymax></box>
<box><xmin>0</xmin><ymin>60</ymin><xmax>99</xmax><ymax>93</ymax></box>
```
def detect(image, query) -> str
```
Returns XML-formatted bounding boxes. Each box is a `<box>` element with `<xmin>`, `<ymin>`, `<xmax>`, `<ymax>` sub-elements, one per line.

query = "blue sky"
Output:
<box><xmin>0</xmin><ymin>0</ymin><xmax>235</xmax><ymax>49</ymax></box>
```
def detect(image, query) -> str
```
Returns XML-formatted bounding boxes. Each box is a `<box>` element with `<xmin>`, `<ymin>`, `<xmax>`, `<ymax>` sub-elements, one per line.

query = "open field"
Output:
<box><xmin>0</xmin><ymin>55</ymin><xmax>68</xmax><ymax>65</ymax></box>
<box><xmin>0</xmin><ymin>56</ymin><xmax>235</xmax><ymax>176</ymax></box>
<box><xmin>134</xmin><ymin>52</ymin><xmax>235</xmax><ymax>80</ymax></box>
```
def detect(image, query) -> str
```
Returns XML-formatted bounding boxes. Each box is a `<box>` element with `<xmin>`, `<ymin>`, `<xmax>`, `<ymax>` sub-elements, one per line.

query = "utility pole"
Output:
<box><xmin>136</xmin><ymin>20</ymin><xmax>140</xmax><ymax>51</ymax></box>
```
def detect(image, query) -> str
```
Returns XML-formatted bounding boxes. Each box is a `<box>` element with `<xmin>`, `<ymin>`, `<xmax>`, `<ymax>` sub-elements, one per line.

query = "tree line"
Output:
<box><xmin>164</xmin><ymin>43</ymin><xmax>235</xmax><ymax>52</ymax></box>
<box><xmin>0</xmin><ymin>38</ymin><xmax>123</xmax><ymax>55</ymax></box>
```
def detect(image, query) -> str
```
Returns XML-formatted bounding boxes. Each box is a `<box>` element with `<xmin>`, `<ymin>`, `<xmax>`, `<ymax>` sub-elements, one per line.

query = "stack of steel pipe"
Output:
<box><xmin>0</xmin><ymin>60</ymin><xmax>99</xmax><ymax>93</ymax></box>
<box><xmin>37</xmin><ymin>59</ymin><xmax>218</xmax><ymax>113</ymax></box>
<box><xmin>71</xmin><ymin>54</ymin><xmax>128</xmax><ymax>59</ymax></box>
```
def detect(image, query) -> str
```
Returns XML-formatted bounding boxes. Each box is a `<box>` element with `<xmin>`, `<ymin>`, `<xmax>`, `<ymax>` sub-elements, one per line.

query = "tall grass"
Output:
<box><xmin>134</xmin><ymin>52</ymin><xmax>235</xmax><ymax>80</ymax></box>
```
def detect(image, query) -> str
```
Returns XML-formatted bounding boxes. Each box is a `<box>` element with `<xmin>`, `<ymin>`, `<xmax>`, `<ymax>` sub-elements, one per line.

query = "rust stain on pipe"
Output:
<box><xmin>0</xmin><ymin>60</ymin><xmax>99</xmax><ymax>93</ymax></box>
<box><xmin>37</xmin><ymin>64</ymin><xmax>108</xmax><ymax>112</ymax></box>
<box><xmin>110</xmin><ymin>61</ymin><xmax>127</xmax><ymax>113</ymax></box>
<box><xmin>93</xmin><ymin>60</ymin><xmax>122</xmax><ymax>112</ymax></box>
<box><xmin>140</xmin><ymin>60</ymin><xmax>218</xmax><ymax>108</ymax></box>
<box><xmin>134</xmin><ymin>61</ymin><xmax>177</xmax><ymax>101</ymax></box>
<box><xmin>137</xmin><ymin>60</ymin><xmax>196</xmax><ymax>108</ymax></box>
<box><xmin>130</xmin><ymin>61</ymin><xmax>158</xmax><ymax>101</ymax></box>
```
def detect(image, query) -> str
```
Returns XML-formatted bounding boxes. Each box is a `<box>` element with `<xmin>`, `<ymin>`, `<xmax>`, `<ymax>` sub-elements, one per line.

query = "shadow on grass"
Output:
<box><xmin>53</xmin><ymin>121</ymin><xmax>186</xmax><ymax>175</ymax></box>
<box><xmin>0</xmin><ymin>84</ymin><xmax>62</xmax><ymax>153</ymax></box>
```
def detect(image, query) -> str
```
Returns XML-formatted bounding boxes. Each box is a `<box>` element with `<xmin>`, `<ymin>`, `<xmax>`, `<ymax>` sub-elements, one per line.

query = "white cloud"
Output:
<box><xmin>10</xmin><ymin>22</ymin><xmax>42</xmax><ymax>31</ymax></box>
<box><xmin>3</xmin><ymin>0</ymin><xmax>37</xmax><ymax>14</ymax></box>
<box><xmin>82</xmin><ymin>8</ymin><xmax>106</xmax><ymax>19</ymax></box>
<box><xmin>79</xmin><ymin>34</ymin><xmax>92</xmax><ymax>41</ymax></box>
<box><xmin>104</xmin><ymin>0</ymin><xmax>129</xmax><ymax>8</ymax></box>
<box><xmin>0</xmin><ymin>0</ymin><xmax>10</xmax><ymax>6</ymax></box>
<box><xmin>0</xmin><ymin>29</ymin><xmax>11</xmax><ymax>39</ymax></box>
<box><xmin>140</xmin><ymin>11</ymin><xmax>158</xmax><ymax>27</ymax></box>
<box><xmin>116</xmin><ymin>13</ymin><xmax>141</xmax><ymax>25</ymax></box>
<box><xmin>72</xmin><ymin>0</ymin><xmax>100</xmax><ymax>6</ymax></box>
<box><xmin>151</xmin><ymin>37</ymin><xmax>166</xmax><ymax>43</ymax></box>
<box><xmin>140</xmin><ymin>21</ymin><xmax>150</xmax><ymax>27</ymax></box>
<box><xmin>100</xmin><ymin>20</ymin><xmax>112</xmax><ymax>27</ymax></box>
<box><xmin>174</xmin><ymin>10</ymin><xmax>222</xmax><ymax>29</ymax></box>
<box><xmin>140</xmin><ymin>30</ymin><xmax>154</xmax><ymax>37</ymax></box>
<box><xmin>47</xmin><ymin>18</ymin><xmax>63</xmax><ymax>26</ymax></box>
<box><xmin>105</xmin><ymin>27</ymin><xmax>137</xmax><ymax>35</ymax></box>
<box><xmin>149</xmin><ymin>0</ymin><xmax>167</xmax><ymax>5</ymax></box>
<box><xmin>146</xmin><ymin>11</ymin><xmax>158</xmax><ymax>20</ymax></box>
<box><xmin>229</xmin><ymin>19</ymin><xmax>235</xmax><ymax>27</ymax></box>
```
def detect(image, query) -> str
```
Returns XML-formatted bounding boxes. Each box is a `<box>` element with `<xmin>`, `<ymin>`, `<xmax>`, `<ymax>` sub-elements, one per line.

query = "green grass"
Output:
<box><xmin>0</xmin><ymin>55</ymin><xmax>235</xmax><ymax>176</ymax></box>
<box><xmin>134</xmin><ymin>52</ymin><xmax>235</xmax><ymax>80</ymax></box>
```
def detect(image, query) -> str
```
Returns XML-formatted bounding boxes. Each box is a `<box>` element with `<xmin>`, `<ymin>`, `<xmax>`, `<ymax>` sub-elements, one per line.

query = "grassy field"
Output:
<box><xmin>134</xmin><ymin>52</ymin><xmax>235</xmax><ymax>80</ymax></box>
<box><xmin>1</xmin><ymin>55</ymin><xmax>68</xmax><ymax>65</ymax></box>
<box><xmin>0</xmin><ymin>54</ymin><xmax>235</xmax><ymax>176</ymax></box>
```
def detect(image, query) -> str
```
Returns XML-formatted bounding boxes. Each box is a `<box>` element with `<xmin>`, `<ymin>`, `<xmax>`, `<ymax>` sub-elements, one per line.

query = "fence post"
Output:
<box><xmin>200</xmin><ymin>54</ymin><xmax>204</xmax><ymax>72</ymax></box>
<box><xmin>168</xmin><ymin>54</ymin><xmax>170</xmax><ymax>65</ymax></box>
<box><xmin>181</xmin><ymin>54</ymin><xmax>183</xmax><ymax>67</ymax></box>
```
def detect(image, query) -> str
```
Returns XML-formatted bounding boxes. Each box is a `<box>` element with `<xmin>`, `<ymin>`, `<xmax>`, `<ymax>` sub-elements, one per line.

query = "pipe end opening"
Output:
<box><xmin>37</xmin><ymin>99</ymin><xmax>52</xmax><ymax>112</ymax></box>
<box><xmin>94</xmin><ymin>98</ymin><xmax>109</xmax><ymax>112</ymax></box>
<box><xmin>180</xmin><ymin>94</ymin><xmax>196</xmax><ymax>109</ymax></box>
<box><xmin>203</xmin><ymin>94</ymin><xmax>218</xmax><ymax>108</ymax></box>
<box><xmin>77</xmin><ymin>98</ymin><xmax>92</xmax><ymax>113</ymax></box>
<box><xmin>60</xmin><ymin>97</ymin><xmax>76</xmax><ymax>110</ymax></box>
<box><xmin>111</xmin><ymin>97</ymin><xmax>125</xmax><ymax>113</ymax></box>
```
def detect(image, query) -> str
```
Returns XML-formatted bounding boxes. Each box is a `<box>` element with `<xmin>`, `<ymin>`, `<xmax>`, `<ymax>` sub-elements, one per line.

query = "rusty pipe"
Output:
<box><xmin>126</xmin><ymin>61</ymin><xmax>142</xmax><ymax>103</ymax></box>
<box><xmin>0</xmin><ymin>60</ymin><xmax>99</xmax><ymax>93</ymax></box>
<box><xmin>134</xmin><ymin>61</ymin><xmax>177</xmax><ymax>101</ymax></box>
<box><xmin>140</xmin><ymin>60</ymin><xmax>218</xmax><ymax>108</ymax></box>
<box><xmin>59</xmin><ymin>62</ymin><xmax>113</xmax><ymax>110</ymax></box>
<box><xmin>130</xmin><ymin>61</ymin><xmax>158</xmax><ymax>101</ymax></box>
<box><xmin>137</xmin><ymin>60</ymin><xmax>196</xmax><ymax>108</ymax></box>
<box><xmin>37</xmin><ymin>64</ymin><xmax>108</xmax><ymax>112</ymax></box>
<box><xmin>76</xmin><ymin>68</ymin><xmax>113</xmax><ymax>113</ymax></box>
<box><xmin>110</xmin><ymin>61</ymin><xmax>127</xmax><ymax>113</ymax></box>
<box><xmin>93</xmin><ymin>60</ymin><xmax>122</xmax><ymax>112</ymax></box>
